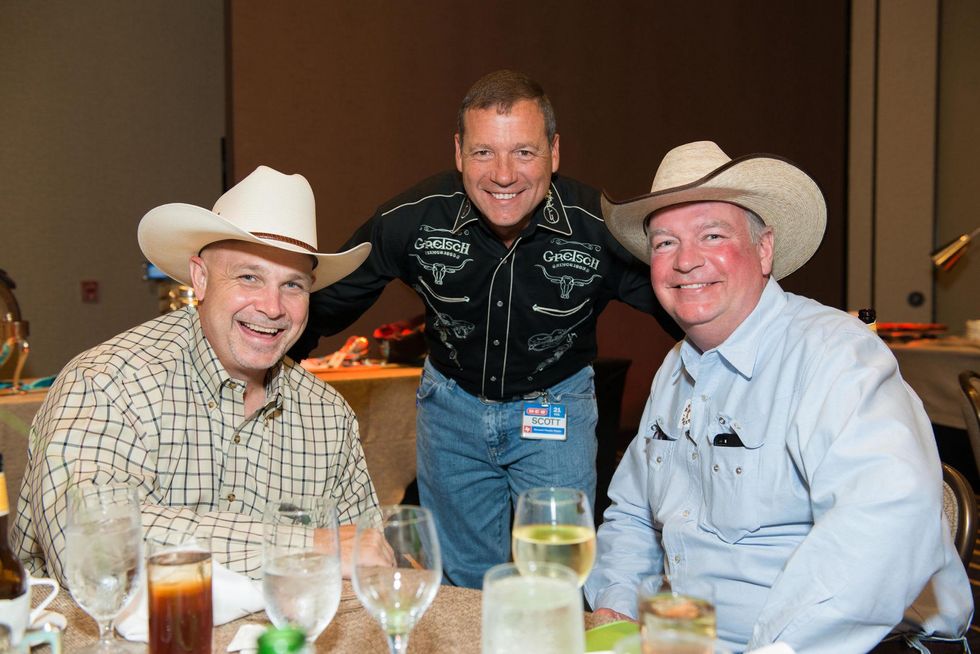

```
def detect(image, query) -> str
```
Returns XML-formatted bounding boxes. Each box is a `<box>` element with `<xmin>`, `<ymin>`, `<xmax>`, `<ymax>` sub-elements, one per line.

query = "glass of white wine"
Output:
<box><xmin>512</xmin><ymin>487</ymin><xmax>596</xmax><ymax>586</ymax></box>
<box><xmin>352</xmin><ymin>505</ymin><xmax>441</xmax><ymax>654</ymax></box>
<box><xmin>262</xmin><ymin>496</ymin><xmax>342</xmax><ymax>649</ymax></box>
<box><xmin>64</xmin><ymin>484</ymin><xmax>144</xmax><ymax>654</ymax></box>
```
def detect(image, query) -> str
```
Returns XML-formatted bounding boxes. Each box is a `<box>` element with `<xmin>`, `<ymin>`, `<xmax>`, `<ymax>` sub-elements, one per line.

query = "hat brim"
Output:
<box><xmin>138</xmin><ymin>203</ymin><xmax>370</xmax><ymax>292</ymax></box>
<box><xmin>602</xmin><ymin>154</ymin><xmax>826</xmax><ymax>280</ymax></box>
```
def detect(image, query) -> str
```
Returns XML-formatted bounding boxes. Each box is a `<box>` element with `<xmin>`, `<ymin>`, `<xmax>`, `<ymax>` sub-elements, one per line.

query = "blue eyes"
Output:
<box><xmin>651</xmin><ymin>234</ymin><xmax>725</xmax><ymax>251</ymax></box>
<box><xmin>238</xmin><ymin>275</ymin><xmax>308</xmax><ymax>292</ymax></box>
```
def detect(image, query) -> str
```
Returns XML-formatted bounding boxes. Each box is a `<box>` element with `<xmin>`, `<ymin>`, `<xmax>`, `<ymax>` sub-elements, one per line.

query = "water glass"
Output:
<box><xmin>352</xmin><ymin>505</ymin><xmax>441</xmax><ymax>654</ymax></box>
<box><xmin>263</xmin><ymin>496</ymin><xmax>342</xmax><ymax>646</ymax></box>
<box><xmin>64</xmin><ymin>485</ymin><xmax>144</xmax><ymax>654</ymax></box>
<box><xmin>638</xmin><ymin>575</ymin><xmax>716</xmax><ymax>640</ymax></box>
<box><xmin>512</xmin><ymin>487</ymin><xmax>596</xmax><ymax>586</ymax></box>
<box><xmin>146</xmin><ymin>534</ymin><xmax>212</xmax><ymax>654</ymax></box>
<box><xmin>481</xmin><ymin>561</ymin><xmax>584</xmax><ymax>654</ymax></box>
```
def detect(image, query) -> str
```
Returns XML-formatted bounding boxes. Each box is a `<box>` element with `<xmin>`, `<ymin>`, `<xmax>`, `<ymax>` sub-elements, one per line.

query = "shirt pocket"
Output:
<box><xmin>645</xmin><ymin>417</ymin><xmax>680</xmax><ymax>514</ymax></box>
<box><xmin>698</xmin><ymin>413</ymin><xmax>765</xmax><ymax>543</ymax></box>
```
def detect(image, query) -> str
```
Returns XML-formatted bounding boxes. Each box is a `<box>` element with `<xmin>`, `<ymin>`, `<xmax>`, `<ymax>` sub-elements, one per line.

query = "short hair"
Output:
<box><xmin>743</xmin><ymin>208</ymin><xmax>769</xmax><ymax>244</ymax></box>
<box><xmin>456</xmin><ymin>70</ymin><xmax>557</xmax><ymax>144</ymax></box>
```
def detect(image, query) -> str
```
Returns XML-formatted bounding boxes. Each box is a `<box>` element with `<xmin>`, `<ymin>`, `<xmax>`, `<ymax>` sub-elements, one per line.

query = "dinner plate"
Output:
<box><xmin>585</xmin><ymin>620</ymin><xmax>639</xmax><ymax>652</ymax></box>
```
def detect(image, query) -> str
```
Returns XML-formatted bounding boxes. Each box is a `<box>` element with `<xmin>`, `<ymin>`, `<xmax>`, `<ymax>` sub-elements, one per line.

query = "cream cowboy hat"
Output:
<box><xmin>138</xmin><ymin>165</ymin><xmax>370</xmax><ymax>292</ymax></box>
<box><xmin>602</xmin><ymin>141</ymin><xmax>826</xmax><ymax>280</ymax></box>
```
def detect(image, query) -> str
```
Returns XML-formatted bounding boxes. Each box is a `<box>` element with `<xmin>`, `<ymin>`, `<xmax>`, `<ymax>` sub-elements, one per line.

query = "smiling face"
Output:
<box><xmin>190</xmin><ymin>240</ymin><xmax>314</xmax><ymax>386</ymax></box>
<box><xmin>648</xmin><ymin>201</ymin><xmax>774</xmax><ymax>351</ymax></box>
<box><xmin>454</xmin><ymin>99</ymin><xmax>559</xmax><ymax>246</ymax></box>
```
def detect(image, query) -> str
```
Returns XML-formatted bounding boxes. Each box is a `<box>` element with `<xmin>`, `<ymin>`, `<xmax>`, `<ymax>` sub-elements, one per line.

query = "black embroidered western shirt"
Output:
<box><xmin>291</xmin><ymin>171</ymin><xmax>676</xmax><ymax>400</ymax></box>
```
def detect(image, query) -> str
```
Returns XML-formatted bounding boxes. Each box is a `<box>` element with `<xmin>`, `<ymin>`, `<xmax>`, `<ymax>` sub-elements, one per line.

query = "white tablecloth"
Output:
<box><xmin>888</xmin><ymin>337</ymin><xmax>980</xmax><ymax>429</ymax></box>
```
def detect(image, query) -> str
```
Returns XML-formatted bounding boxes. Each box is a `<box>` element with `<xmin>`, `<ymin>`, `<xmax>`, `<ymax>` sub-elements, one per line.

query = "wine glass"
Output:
<box><xmin>263</xmin><ymin>496</ymin><xmax>342</xmax><ymax>648</ymax></box>
<box><xmin>512</xmin><ymin>487</ymin><xmax>596</xmax><ymax>586</ymax></box>
<box><xmin>352</xmin><ymin>505</ymin><xmax>441</xmax><ymax>654</ymax></box>
<box><xmin>63</xmin><ymin>484</ymin><xmax>144</xmax><ymax>653</ymax></box>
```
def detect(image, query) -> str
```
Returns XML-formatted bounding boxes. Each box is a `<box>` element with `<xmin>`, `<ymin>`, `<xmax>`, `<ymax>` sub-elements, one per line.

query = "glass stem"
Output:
<box><xmin>97</xmin><ymin>618</ymin><xmax>115</xmax><ymax>642</ymax></box>
<box><xmin>387</xmin><ymin>633</ymin><xmax>410</xmax><ymax>654</ymax></box>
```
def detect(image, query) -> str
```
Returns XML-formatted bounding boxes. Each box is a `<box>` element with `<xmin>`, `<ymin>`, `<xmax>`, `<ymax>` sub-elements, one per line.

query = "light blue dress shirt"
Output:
<box><xmin>585</xmin><ymin>278</ymin><xmax>973</xmax><ymax>653</ymax></box>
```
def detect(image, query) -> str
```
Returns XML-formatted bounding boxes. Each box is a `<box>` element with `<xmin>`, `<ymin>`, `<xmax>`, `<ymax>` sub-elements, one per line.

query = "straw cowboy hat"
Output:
<box><xmin>602</xmin><ymin>141</ymin><xmax>826</xmax><ymax>280</ymax></box>
<box><xmin>138</xmin><ymin>165</ymin><xmax>370</xmax><ymax>292</ymax></box>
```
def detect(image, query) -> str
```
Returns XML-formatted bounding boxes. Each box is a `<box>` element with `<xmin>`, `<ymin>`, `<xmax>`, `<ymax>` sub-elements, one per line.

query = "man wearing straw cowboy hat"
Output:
<box><xmin>13</xmin><ymin>166</ymin><xmax>390</xmax><ymax>584</ymax></box>
<box><xmin>584</xmin><ymin>142</ymin><xmax>972</xmax><ymax>652</ymax></box>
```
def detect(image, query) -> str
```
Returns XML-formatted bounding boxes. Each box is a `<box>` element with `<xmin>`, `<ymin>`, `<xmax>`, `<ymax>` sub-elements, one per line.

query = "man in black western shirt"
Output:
<box><xmin>289</xmin><ymin>70</ymin><xmax>675</xmax><ymax>588</ymax></box>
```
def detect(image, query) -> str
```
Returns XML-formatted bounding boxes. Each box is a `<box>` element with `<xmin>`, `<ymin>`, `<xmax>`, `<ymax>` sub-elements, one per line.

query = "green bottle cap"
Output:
<box><xmin>257</xmin><ymin>626</ymin><xmax>307</xmax><ymax>654</ymax></box>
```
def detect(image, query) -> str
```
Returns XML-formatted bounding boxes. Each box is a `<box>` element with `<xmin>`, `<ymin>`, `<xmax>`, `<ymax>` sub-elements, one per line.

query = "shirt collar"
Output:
<box><xmin>189</xmin><ymin>308</ymin><xmax>285</xmax><ymax>410</ymax></box>
<box><xmin>675</xmin><ymin>277</ymin><xmax>786</xmax><ymax>381</ymax></box>
<box><xmin>451</xmin><ymin>180</ymin><xmax>572</xmax><ymax>237</ymax></box>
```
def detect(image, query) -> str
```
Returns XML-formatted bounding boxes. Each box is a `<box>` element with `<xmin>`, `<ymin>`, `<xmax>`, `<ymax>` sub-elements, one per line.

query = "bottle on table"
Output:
<box><xmin>257</xmin><ymin>626</ymin><xmax>307</xmax><ymax>654</ymax></box>
<box><xmin>858</xmin><ymin>308</ymin><xmax>878</xmax><ymax>334</ymax></box>
<box><xmin>0</xmin><ymin>453</ymin><xmax>30</xmax><ymax>642</ymax></box>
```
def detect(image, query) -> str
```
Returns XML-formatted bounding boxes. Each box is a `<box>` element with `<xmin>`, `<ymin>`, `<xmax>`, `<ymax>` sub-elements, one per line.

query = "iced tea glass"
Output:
<box><xmin>146</xmin><ymin>535</ymin><xmax>212</xmax><ymax>654</ymax></box>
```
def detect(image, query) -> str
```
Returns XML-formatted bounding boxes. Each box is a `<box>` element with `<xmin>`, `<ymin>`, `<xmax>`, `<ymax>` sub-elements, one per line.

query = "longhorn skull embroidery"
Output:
<box><xmin>535</xmin><ymin>265</ymin><xmax>601</xmax><ymax>299</ymax></box>
<box><xmin>411</xmin><ymin>254</ymin><xmax>474</xmax><ymax>285</ymax></box>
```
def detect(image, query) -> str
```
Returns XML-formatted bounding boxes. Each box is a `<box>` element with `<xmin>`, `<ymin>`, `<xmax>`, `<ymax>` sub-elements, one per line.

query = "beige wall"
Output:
<box><xmin>935</xmin><ymin>0</ymin><xmax>980</xmax><ymax>332</ymax></box>
<box><xmin>0</xmin><ymin>1</ymin><xmax>224</xmax><ymax>379</ymax></box>
<box><xmin>228</xmin><ymin>1</ymin><xmax>849</xmax><ymax>430</ymax></box>
<box><xmin>848</xmin><ymin>0</ymin><xmax>980</xmax><ymax>329</ymax></box>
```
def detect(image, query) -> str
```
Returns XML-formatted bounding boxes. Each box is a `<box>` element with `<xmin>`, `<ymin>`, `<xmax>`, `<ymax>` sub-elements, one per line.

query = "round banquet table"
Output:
<box><xmin>48</xmin><ymin>581</ymin><xmax>609</xmax><ymax>653</ymax></box>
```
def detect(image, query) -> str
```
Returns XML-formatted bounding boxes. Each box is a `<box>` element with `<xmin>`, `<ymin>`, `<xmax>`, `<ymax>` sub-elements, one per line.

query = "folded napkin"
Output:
<box><xmin>116</xmin><ymin>561</ymin><xmax>265</xmax><ymax>642</ymax></box>
<box><xmin>227</xmin><ymin>624</ymin><xmax>268</xmax><ymax>653</ymax></box>
<box><xmin>747</xmin><ymin>644</ymin><xmax>796</xmax><ymax>654</ymax></box>
<box><xmin>30</xmin><ymin>610</ymin><xmax>67</xmax><ymax>631</ymax></box>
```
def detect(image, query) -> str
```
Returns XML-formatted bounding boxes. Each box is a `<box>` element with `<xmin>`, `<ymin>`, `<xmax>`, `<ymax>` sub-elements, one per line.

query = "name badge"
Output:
<box><xmin>521</xmin><ymin>402</ymin><xmax>567</xmax><ymax>441</ymax></box>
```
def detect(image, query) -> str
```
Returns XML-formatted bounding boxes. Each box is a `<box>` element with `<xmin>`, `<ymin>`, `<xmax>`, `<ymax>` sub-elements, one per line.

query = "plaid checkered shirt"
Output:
<box><xmin>11</xmin><ymin>306</ymin><xmax>378</xmax><ymax>582</ymax></box>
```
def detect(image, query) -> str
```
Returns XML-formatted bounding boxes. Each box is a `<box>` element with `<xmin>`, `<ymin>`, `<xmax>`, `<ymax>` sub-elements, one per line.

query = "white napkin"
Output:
<box><xmin>747</xmin><ymin>644</ymin><xmax>796</xmax><ymax>654</ymax></box>
<box><xmin>30</xmin><ymin>610</ymin><xmax>67</xmax><ymax>631</ymax></box>
<box><xmin>226</xmin><ymin>624</ymin><xmax>268</xmax><ymax>653</ymax></box>
<box><xmin>116</xmin><ymin>561</ymin><xmax>265</xmax><ymax>642</ymax></box>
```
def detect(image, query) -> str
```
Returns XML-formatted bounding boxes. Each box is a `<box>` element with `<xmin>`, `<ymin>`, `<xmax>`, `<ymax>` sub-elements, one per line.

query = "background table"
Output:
<box><xmin>313</xmin><ymin>365</ymin><xmax>422</xmax><ymax>505</ymax></box>
<box><xmin>47</xmin><ymin>581</ymin><xmax>606</xmax><ymax>653</ymax></box>
<box><xmin>888</xmin><ymin>337</ymin><xmax>980</xmax><ymax>430</ymax></box>
<box><xmin>0</xmin><ymin>388</ymin><xmax>45</xmax><ymax>510</ymax></box>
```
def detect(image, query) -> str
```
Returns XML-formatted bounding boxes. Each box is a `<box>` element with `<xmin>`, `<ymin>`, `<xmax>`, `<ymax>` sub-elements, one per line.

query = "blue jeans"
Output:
<box><xmin>415</xmin><ymin>359</ymin><xmax>598</xmax><ymax>589</ymax></box>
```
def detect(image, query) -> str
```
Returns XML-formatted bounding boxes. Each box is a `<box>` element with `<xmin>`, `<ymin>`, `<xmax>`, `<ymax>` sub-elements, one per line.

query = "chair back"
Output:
<box><xmin>960</xmin><ymin>370</ymin><xmax>980</xmax><ymax>475</ymax></box>
<box><xmin>942</xmin><ymin>462</ymin><xmax>977</xmax><ymax>566</ymax></box>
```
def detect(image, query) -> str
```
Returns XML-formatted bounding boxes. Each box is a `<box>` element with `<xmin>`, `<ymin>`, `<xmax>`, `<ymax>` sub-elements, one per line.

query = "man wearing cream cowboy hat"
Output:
<box><xmin>585</xmin><ymin>142</ymin><xmax>973</xmax><ymax>652</ymax></box>
<box><xmin>13</xmin><ymin>166</ymin><xmax>390</xmax><ymax>585</ymax></box>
